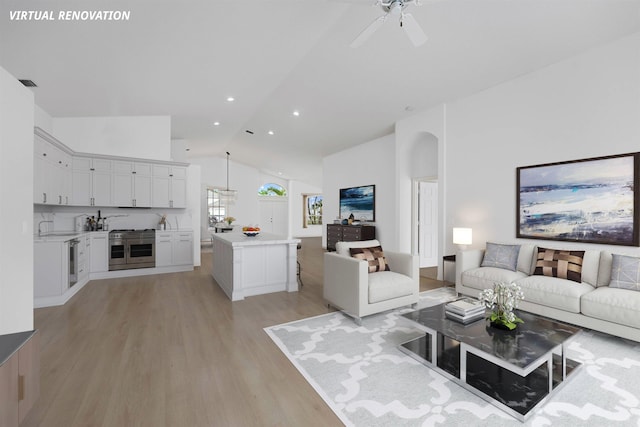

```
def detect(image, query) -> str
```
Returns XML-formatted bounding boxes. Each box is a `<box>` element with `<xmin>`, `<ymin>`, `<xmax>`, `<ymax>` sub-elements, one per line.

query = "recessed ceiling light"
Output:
<box><xmin>213</xmin><ymin>121</ymin><xmax>220</xmax><ymax>126</ymax></box>
<box><xmin>292</xmin><ymin>110</ymin><xmax>300</xmax><ymax>117</ymax></box>
<box><xmin>268</xmin><ymin>130</ymin><xmax>274</xmax><ymax>135</ymax></box>
<box><xmin>226</xmin><ymin>96</ymin><xmax>235</xmax><ymax>102</ymax></box>
<box><xmin>278</xmin><ymin>172</ymin><xmax>283</xmax><ymax>176</ymax></box>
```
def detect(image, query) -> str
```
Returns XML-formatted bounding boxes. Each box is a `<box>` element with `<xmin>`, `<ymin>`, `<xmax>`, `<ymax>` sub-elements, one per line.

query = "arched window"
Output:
<box><xmin>258</xmin><ymin>183</ymin><xmax>287</xmax><ymax>197</ymax></box>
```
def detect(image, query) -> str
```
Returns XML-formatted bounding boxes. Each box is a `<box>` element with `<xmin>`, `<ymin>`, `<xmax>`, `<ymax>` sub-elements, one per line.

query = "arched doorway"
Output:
<box><xmin>408</xmin><ymin>132</ymin><xmax>441</xmax><ymax>278</ymax></box>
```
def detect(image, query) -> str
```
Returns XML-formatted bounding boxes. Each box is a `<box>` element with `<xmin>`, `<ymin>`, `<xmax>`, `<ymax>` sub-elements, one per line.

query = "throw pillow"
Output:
<box><xmin>609</xmin><ymin>254</ymin><xmax>640</xmax><ymax>291</ymax></box>
<box><xmin>350</xmin><ymin>246</ymin><xmax>390</xmax><ymax>273</ymax></box>
<box><xmin>480</xmin><ymin>242</ymin><xmax>520</xmax><ymax>271</ymax></box>
<box><xmin>533</xmin><ymin>247</ymin><xmax>585</xmax><ymax>283</ymax></box>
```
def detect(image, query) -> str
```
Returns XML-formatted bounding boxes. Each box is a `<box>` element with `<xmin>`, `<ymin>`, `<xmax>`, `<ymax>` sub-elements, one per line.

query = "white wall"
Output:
<box><xmin>35</xmin><ymin>104</ymin><xmax>53</xmax><ymax>133</ymax></box>
<box><xmin>323</xmin><ymin>134</ymin><xmax>397</xmax><ymax>251</ymax></box>
<box><xmin>191</xmin><ymin>155</ymin><xmax>315</xmax><ymax>239</ymax></box>
<box><xmin>0</xmin><ymin>65</ymin><xmax>34</xmax><ymax>334</ymax></box>
<box><xmin>190</xmin><ymin>156</ymin><xmax>262</xmax><ymax>238</ymax></box>
<box><xmin>441</xmin><ymin>32</ymin><xmax>640</xmax><ymax>256</ymax></box>
<box><xmin>325</xmin><ymin>32</ymin><xmax>640</xmax><ymax>265</ymax></box>
<box><xmin>52</xmin><ymin>115</ymin><xmax>171</xmax><ymax>161</ymax></box>
<box><xmin>391</xmin><ymin>33</ymin><xmax>640</xmax><ymax>259</ymax></box>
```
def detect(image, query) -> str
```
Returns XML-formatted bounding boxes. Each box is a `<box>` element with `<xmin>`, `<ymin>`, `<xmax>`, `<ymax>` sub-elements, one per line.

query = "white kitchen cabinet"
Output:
<box><xmin>34</xmin><ymin>241</ymin><xmax>67</xmax><ymax>298</ymax></box>
<box><xmin>155</xmin><ymin>232</ymin><xmax>173</xmax><ymax>267</ymax></box>
<box><xmin>89</xmin><ymin>233</ymin><xmax>109</xmax><ymax>273</ymax></box>
<box><xmin>155</xmin><ymin>231</ymin><xmax>193</xmax><ymax>266</ymax></box>
<box><xmin>152</xmin><ymin>165</ymin><xmax>187</xmax><ymax>208</ymax></box>
<box><xmin>72</xmin><ymin>157</ymin><xmax>112</xmax><ymax>206</ymax></box>
<box><xmin>33</xmin><ymin>133</ymin><xmax>72</xmax><ymax>205</ymax></box>
<box><xmin>173</xmin><ymin>231</ymin><xmax>193</xmax><ymax>265</ymax></box>
<box><xmin>112</xmin><ymin>161</ymin><xmax>153</xmax><ymax>207</ymax></box>
<box><xmin>78</xmin><ymin>235</ymin><xmax>89</xmax><ymax>281</ymax></box>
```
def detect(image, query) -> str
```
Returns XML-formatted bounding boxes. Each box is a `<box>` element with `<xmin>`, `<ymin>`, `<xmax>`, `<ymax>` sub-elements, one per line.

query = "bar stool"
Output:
<box><xmin>297</xmin><ymin>242</ymin><xmax>303</xmax><ymax>287</ymax></box>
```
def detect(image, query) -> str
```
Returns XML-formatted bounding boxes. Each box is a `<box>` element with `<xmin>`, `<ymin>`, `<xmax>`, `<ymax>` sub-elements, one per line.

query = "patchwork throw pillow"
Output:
<box><xmin>609</xmin><ymin>254</ymin><xmax>640</xmax><ymax>291</ymax></box>
<box><xmin>350</xmin><ymin>246</ymin><xmax>390</xmax><ymax>273</ymax></box>
<box><xmin>533</xmin><ymin>247</ymin><xmax>585</xmax><ymax>283</ymax></box>
<box><xmin>480</xmin><ymin>242</ymin><xmax>520</xmax><ymax>272</ymax></box>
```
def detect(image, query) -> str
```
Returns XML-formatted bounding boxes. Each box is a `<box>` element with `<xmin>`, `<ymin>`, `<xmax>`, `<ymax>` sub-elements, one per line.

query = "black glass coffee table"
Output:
<box><xmin>400</xmin><ymin>303</ymin><xmax>583</xmax><ymax>422</ymax></box>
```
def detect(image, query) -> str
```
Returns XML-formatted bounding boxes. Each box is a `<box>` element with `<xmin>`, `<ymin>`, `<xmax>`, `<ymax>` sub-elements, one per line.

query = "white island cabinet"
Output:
<box><xmin>211</xmin><ymin>232</ymin><xmax>300</xmax><ymax>301</ymax></box>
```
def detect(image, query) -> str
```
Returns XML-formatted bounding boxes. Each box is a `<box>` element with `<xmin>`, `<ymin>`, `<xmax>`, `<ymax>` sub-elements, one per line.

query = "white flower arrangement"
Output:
<box><xmin>478</xmin><ymin>282</ymin><xmax>525</xmax><ymax>330</ymax></box>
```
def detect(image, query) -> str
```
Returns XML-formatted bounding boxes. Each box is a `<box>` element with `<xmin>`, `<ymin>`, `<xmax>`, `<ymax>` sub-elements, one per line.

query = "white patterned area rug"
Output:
<box><xmin>265</xmin><ymin>287</ymin><xmax>640</xmax><ymax>426</ymax></box>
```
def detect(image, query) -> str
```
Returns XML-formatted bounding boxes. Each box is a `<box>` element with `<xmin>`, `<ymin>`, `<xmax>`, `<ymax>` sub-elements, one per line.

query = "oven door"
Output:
<box><xmin>126</xmin><ymin>238</ymin><xmax>155</xmax><ymax>268</ymax></box>
<box><xmin>109</xmin><ymin>237</ymin><xmax>127</xmax><ymax>270</ymax></box>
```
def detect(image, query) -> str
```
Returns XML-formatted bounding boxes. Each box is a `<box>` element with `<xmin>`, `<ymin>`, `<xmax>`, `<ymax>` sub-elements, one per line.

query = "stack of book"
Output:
<box><xmin>445</xmin><ymin>298</ymin><xmax>485</xmax><ymax>324</ymax></box>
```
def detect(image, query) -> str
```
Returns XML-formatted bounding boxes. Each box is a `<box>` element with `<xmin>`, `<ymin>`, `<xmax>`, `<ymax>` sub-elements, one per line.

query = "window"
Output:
<box><xmin>258</xmin><ymin>183</ymin><xmax>287</xmax><ymax>197</ymax></box>
<box><xmin>207</xmin><ymin>188</ymin><xmax>228</xmax><ymax>227</ymax></box>
<box><xmin>303</xmin><ymin>194</ymin><xmax>323</xmax><ymax>227</ymax></box>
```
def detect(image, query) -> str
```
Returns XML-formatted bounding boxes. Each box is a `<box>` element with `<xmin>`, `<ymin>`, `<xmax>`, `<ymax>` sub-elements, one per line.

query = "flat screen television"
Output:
<box><xmin>339</xmin><ymin>184</ymin><xmax>375</xmax><ymax>222</ymax></box>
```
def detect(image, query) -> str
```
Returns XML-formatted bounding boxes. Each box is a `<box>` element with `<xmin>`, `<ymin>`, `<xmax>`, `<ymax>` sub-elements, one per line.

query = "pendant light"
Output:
<box><xmin>219</xmin><ymin>151</ymin><xmax>237</xmax><ymax>201</ymax></box>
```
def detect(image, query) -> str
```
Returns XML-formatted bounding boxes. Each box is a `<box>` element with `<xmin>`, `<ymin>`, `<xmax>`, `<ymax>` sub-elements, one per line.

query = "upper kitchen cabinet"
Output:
<box><xmin>112</xmin><ymin>161</ymin><xmax>152</xmax><ymax>207</ymax></box>
<box><xmin>152</xmin><ymin>165</ymin><xmax>187</xmax><ymax>208</ymax></box>
<box><xmin>33</xmin><ymin>127</ymin><xmax>189</xmax><ymax>209</ymax></box>
<box><xmin>33</xmin><ymin>131</ymin><xmax>72</xmax><ymax>206</ymax></box>
<box><xmin>71</xmin><ymin>156</ymin><xmax>112</xmax><ymax>206</ymax></box>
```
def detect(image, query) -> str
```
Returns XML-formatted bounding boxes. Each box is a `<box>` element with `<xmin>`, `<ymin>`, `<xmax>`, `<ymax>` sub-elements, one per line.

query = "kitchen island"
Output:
<box><xmin>211</xmin><ymin>232</ymin><xmax>301</xmax><ymax>301</ymax></box>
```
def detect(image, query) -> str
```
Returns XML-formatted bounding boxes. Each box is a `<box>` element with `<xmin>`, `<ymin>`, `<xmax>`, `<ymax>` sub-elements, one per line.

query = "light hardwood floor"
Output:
<box><xmin>23</xmin><ymin>237</ymin><xmax>447</xmax><ymax>427</ymax></box>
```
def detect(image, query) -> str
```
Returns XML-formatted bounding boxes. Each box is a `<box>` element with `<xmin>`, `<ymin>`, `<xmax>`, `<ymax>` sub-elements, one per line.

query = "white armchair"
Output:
<box><xmin>323</xmin><ymin>239</ymin><xmax>419</xmax><ymax>324</ymax></box>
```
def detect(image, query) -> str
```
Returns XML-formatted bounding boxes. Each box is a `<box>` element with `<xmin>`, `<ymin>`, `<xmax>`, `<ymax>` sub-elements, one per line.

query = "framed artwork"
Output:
<box><xmin>340</xmin><ymin>185</ymin><xmax>375</xmax><ymax>222</ymax></box>
<box><xmin>517</xmin><ymin>153</ymin><xmax>639</xmax><ymax>246</ymax></box>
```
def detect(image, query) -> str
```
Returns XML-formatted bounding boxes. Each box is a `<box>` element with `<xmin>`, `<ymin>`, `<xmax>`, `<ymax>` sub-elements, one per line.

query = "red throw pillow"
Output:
<box><xmin>350</xmin><ymin>246</ymin><xmax>391</xmax><ymax>273</ymax></box>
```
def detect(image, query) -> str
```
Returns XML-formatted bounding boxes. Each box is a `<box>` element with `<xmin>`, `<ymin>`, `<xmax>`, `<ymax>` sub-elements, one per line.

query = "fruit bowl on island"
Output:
<box><xmin>242</xmin><ymin>226</ymin><xmax>260</xmax><ymax>237</ymax></box>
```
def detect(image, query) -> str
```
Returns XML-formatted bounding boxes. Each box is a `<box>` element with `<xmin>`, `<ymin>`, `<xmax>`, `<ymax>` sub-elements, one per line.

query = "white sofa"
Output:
<box><xmin>324</xmin><ymin>240</ymin><xmax>419</xmax><ymax>324</ymax></box>
<box><xmin>456</xmin><ymin>244</ymin><xmax>640</xmax><ymax>342</ymax></box>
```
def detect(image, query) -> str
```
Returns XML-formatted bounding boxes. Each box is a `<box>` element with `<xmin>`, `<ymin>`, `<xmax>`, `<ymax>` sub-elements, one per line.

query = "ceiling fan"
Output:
<box><xmin>350</xmin><ymin>0</ymin><xmax>428</xmax><ymax>48</ymax></box>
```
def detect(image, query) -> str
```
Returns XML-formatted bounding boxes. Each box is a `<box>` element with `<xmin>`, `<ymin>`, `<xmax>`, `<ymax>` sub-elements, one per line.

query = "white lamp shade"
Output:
<box><xmin>453</xmin><ymin>228</ymin><xmax>472</xmax><ymax>245</ymax></box>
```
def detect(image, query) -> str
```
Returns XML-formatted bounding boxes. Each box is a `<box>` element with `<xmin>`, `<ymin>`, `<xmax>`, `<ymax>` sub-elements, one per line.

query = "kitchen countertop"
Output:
<box><xmin>0</xmin><ymin>330</ymin><xmax>36</xmax><ymax>366</ymax></box>
<box><xmin>34</xmin><ymin>229</ymin><xmax>193</xmax><ymax>242</ymax></box>
<box><xmin>211</xmin><ymin>231</ymin><xmax>300</xmax><ymax>246</ymax></box>
<box><xmin>33</xmin><ymin>231</ymin><xmax>108</xmax><ymax>243</ymax></box>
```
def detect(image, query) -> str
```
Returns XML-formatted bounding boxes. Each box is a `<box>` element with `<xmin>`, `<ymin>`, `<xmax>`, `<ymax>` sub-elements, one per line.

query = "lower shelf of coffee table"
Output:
<box><xmin>400</xmin><ymin>334</ymin><xmax>581</xmax><ymax>421</ymax></box>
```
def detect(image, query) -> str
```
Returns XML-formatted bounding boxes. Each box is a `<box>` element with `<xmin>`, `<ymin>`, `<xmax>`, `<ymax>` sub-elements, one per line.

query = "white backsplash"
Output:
<box><xmin>34</xmin><ymin>205</ymin><xmax>192</xmax><ymax>235</ymax></box>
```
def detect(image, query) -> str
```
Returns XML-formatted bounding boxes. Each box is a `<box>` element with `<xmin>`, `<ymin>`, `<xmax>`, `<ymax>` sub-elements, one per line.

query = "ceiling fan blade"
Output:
<box><xmin>350</xmin><ymin>14</ymin><xmax>387</xmax><ymax>48</ymax></box>
<box><xmin>401</xmin><ymin>13</ymin><xmax>427</xmax><ymax>46</ymax></box>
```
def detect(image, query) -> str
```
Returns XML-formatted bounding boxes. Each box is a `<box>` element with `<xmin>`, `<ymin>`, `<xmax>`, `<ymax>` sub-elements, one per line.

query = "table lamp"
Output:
<box><xmin>453</xmin><ymin>227</ymin><xmax>472</xmax><ymax>251</ymax></box>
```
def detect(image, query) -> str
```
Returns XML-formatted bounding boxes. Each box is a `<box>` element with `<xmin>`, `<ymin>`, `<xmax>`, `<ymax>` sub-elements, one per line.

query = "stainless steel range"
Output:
<box><xmin>109</xmin><ymin>229</ymin><xmax>155</xmax><ymax>271</ymax></box>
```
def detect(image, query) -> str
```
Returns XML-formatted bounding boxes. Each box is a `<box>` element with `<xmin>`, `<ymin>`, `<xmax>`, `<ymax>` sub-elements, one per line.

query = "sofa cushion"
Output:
<box><xmin>609</xmin><ymin>254</ymin><xmax>640</xmax><ymax>291</ymax></box>
<box><xmin>461</xmin><ymin>267</ymin><xmax>528</xmax><ymax>292</ymax></box>
<box><xmin>597</xmin><ymin>251</ymin><xmax>614</xmax><ymax>287</ymax></box>
<box><xmin>481</xmin><ymin>242</ymin><xmax>520</xmax><ymax>271</ymax></box>
<box><xmin>350</xmin><ymin>246</ymin><xmax>390</xmax><ymax>273</ymax></box>
<box><xmin>581</xmin><ymin>250</ymin><xmax>601</xmax><ymax>287</ymax></box>
<box><xmin>368</xmin><ymin>271</ymin><xmax>414</xmax><ymax>304</ymax></box>
<box><xmin>517</xmin><ymin>244</ymin><xmax>537</xmax><ymax>275</ymax></box>
<box><xmin>516</xmin><ymin>275</ymin><xmax>594</xmax><ymax>313</ymax></box>
<box><xmin>336</xmin><ymin>239</ymin><xmax>380</xmax><ymax>256</ymax></box>
<box><xmin>533</xmin><ymin>247</ymin><xmax>585</xmax><ymax>283</ymax></box>
<box><xmin>581</xmin><ymin>287</ymin><xmax>640</xmax><ymax>329</ymax></box>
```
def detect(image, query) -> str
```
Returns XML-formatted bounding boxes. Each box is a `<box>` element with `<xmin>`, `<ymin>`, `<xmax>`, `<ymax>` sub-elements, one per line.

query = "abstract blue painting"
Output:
<box><xmin>340</xmin><ymin>185</ymin><xmax>375</xmax><ymax>221</ymax></box>
<box><xmin>517</xmin><ymin>153</ymin><xmax>639</xmax><ymax>246</ymax></box>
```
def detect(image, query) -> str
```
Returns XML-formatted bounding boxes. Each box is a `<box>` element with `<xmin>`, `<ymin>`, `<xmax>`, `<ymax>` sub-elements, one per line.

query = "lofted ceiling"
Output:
<box><xmin>1</xmin><ymin>0</ymin><xmax>639</xmax><ymax>187</ymax></box>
